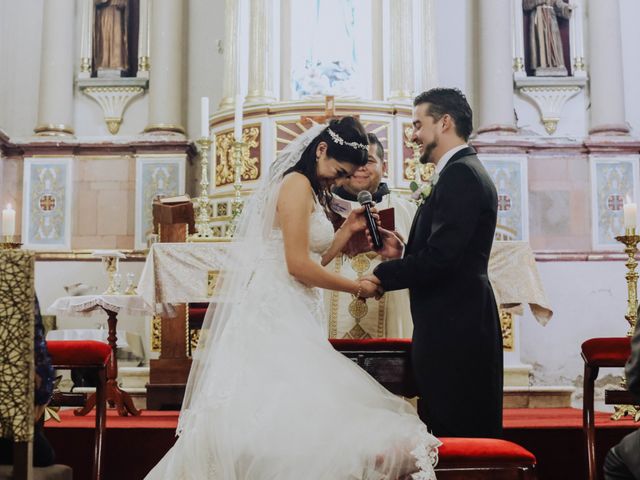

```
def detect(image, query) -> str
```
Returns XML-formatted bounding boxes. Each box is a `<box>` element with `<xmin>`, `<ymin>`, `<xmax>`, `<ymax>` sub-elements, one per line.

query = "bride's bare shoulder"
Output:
<box><xmin>279</xmin><ymin>172</ymin><xmax>313</xmax><ymax>200</ymax></box>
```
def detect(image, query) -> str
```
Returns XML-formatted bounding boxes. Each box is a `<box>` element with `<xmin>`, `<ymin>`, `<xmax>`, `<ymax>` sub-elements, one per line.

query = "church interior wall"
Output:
<box><xmin>528</xmin><ymin>153</ymin><xmax>592</xmax><ymax>251</ymax></box>
<box><xmin>522</xmin><ymin>260</ymin><xmax>627</xmax><ymax>400</ymax></box>
<box><xmin>1</xmin><ymin>0</ymin><xmax>640</xmax><ymax>405</ymax></box>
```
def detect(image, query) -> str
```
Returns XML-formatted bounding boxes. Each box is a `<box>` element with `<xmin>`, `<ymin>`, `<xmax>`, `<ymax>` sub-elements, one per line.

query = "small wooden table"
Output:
<box><xmin>48</xmin><ymin>295</ymin><xmax>152</xmax><ymax>416</ymax></box>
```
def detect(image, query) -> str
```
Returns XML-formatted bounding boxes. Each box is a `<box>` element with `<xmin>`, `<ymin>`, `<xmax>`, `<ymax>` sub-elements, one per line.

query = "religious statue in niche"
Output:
<box><xmin>523</xmin><ymin>0</ymin><xmax>574</xmax><ymax>76</ymax></box>
<box><xmin>93</xmin><ymin>0</ymin><xmax>129</xmax><ymax>77</ymax></box>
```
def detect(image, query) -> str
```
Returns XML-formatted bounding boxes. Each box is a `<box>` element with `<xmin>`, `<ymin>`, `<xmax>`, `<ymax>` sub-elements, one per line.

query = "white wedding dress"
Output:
<box><xmin>145</xmin><ymin>198</ymin><xmax>440</xmax><ymax>480</ymax></box>
<box><xmin>145</xmin><ymin>123</ymin><xmax>439</xmax><ymax>479</ymax></box>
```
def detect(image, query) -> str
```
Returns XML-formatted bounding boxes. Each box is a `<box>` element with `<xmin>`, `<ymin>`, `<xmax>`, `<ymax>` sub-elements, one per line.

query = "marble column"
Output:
<box><xmin>587</xmin><ymin>0</ymin><xmax>629</xmax><ymax>135</ymax></box>
<box><xmin>246</xmin><ymin>0</ymin><xmax>276</xmax><ymax>105</ymax></box>
<box><xmin>477</xmin><ymin>0</ymin><xmax>517</xmax><ymax>134</ymax></box>
<box><xmin>144</xmin><ymin>0</ymin><xmax>185</xmax><ymax>134</ymax></box>
<box><xmin>420</xmin><ymin>0</ymin><xmax>439</xmax><ymax>92</ymax></box>
<box><xmin>279</xmin><ymin>0</ymin><xmax>292</xmax><ymax>101</ymax></box>
<box><xmin>371</xmin><ymin>0</ymin><xmax>384</xmax><ymax>100</ymax></box>
<box><xmin>219</xmin><ymin>0</ymin><xmax>241</xmax><ymax>109</ymax></box>
<box><xmin>387</xmin><ymin>0</ymin><xmax>414</xmax><ymax>102</ymax></box>
<box><xmin>34</xmin><ymin>0</ymin><xmax>75</xmax><ymax>136</ymax></box>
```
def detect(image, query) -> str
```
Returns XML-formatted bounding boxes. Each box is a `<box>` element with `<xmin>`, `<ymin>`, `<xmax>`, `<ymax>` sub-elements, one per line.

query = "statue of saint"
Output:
<box><xmin>93</xmin><ymin>0</ymin><xmax>129</xmax><ymax>77</ymax></box>
<box><xmin>523</xmin><ymin>0</ymin><xmax>574</xmax><ymax>76</ymax></box>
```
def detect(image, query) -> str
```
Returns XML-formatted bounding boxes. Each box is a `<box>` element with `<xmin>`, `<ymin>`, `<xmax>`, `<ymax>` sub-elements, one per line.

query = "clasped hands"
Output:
<box><xmin>341</xmin><ymin>204</ymin><xmax>405</xmax><ymax>299</ymax></box>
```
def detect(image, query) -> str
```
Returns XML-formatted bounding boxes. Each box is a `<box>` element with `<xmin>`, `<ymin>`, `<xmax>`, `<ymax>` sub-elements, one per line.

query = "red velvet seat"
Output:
<box><xmin>436</xmin><ymin>437</ymin><xmax>537</xmax><ymax>478</ymax></box>
<box><xmin>581</xmin><ymin>337</ymin><xmax>632</xmax><ymax>480</ymax></box>
<box><xmin>47</xmin><ymin>340</ymin><xmax>111</xmax><ymax>480</ymax></box>
<box><xmin>47</xmin><ymin>341</ymin><xmax>112</xmax><ymax>367</ymax></box>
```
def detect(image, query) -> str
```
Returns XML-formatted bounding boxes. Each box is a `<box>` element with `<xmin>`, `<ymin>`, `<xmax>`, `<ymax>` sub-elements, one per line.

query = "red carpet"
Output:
<box><xmin>45</xmin><ymin>408</ymin><xmax>638</xmax><ymax>480</ymax></box>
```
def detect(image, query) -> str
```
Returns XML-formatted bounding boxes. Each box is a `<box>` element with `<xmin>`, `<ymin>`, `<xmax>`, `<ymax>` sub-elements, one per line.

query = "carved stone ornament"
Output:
<box><xmin>515</xmin><ymin>76</ymin><xmax>586</xmax><ymax>134</ymax></box>
<box><xmin>78</xmin><ymin>77</ymin><xmax>149</xmax><ymax>134</ymax></box>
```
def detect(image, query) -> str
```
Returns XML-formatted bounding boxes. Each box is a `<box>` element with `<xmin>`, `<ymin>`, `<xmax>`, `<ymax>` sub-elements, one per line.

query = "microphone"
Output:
<box><xmin>357</xmin><ymin>190</ymin><xmax>383</xmax><ymax>250</ymax></box>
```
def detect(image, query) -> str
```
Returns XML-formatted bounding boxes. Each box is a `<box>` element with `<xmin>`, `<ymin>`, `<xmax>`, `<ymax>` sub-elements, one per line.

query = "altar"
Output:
<box><xmin>138</xmin><ymin>240</ymin><xmax>553</xmax><ymax>406</ymax></box>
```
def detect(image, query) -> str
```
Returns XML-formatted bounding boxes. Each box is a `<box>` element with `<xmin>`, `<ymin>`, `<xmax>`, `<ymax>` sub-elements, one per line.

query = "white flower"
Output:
<box><xmin>410</xmin><ymin>173</ymin><xmax>438</xmax><ymax>206</ymax></box>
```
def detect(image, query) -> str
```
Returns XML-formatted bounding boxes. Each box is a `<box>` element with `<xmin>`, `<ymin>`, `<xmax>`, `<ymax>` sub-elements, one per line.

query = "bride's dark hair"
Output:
<box><xmin>283</xmin><ymin>116</ymin><xmax>368</xmax><ymax>208</ymax></box>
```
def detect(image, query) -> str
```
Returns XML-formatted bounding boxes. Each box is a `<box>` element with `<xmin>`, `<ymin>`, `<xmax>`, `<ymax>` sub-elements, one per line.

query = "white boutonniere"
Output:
<box><xmin>409</xmin><ymin>172</ymin><xmax>439</xmax><ymax>206</ymax></box>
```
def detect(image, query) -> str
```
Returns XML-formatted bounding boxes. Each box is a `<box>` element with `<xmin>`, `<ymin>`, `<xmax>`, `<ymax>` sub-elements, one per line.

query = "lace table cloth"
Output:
<box><xmin>137</xmin><ymin>241</ymin><xmax>553</xmax><ymax>324</ymax></box>
<box><xmin>48</xmin><ymin>294</ymin><xmax>152</xmax><ymax>317</ymax></box>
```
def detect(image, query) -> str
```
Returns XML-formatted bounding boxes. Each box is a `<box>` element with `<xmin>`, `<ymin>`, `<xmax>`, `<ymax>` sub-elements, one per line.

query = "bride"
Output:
<box><xmin>145</xmin><ymin>117</ymin><xmax>440</xmax><ymax>479</ymax></box>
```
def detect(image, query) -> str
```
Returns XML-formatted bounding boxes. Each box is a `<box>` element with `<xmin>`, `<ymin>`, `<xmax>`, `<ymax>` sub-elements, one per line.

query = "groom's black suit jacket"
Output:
<box><xmin>374</xmin><ymin>146</ymin><xmax>503</xmax><ymax>438</ymax></box>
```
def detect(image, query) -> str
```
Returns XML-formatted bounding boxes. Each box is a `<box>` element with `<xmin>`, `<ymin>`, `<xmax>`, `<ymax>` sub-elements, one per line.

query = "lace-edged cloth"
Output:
<box><xmin>48</xmin><ymin>294</ymin><xmax>152</xmax><ymax>317</ymax></box>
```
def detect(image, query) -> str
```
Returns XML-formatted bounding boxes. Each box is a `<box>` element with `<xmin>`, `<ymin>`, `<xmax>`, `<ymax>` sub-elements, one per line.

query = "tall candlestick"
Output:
<box><xmin>234</xmin><ymin>95</ymin><xmax>243</xmax><ymax>142</ymax></box>
<box><xmin>200</xmin><ymin>96</ymin><xmax>210</xmax><ymax>138</ymax></box>
<box><xmin>624</xmin><ymin>202</ymin><xmax>637</xmax><ymax>230</ymax></box>
<box><xmin>2</xmin><ymin>204</ymin><xmax>16</xmax><ymax>237</ymax></box>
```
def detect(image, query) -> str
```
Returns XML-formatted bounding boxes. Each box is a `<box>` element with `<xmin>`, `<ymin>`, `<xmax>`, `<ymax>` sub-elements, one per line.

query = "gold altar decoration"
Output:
<box><xmin>91</xmin><ymin>250</ymin><xmax>126</xmax><ymax>294</ymax></box>
<box><xmin>215</xmin><ymin>127</ymin><xmax>260</xmax><ymax>187</ymax></box>
<box><xmin>614</xmin><ymin>230</ymin><xmax>640</xmax><ymax>335</ymax></box>
<box><xmin>500</xmin><ymin>310</ymin><xmax>514</xmax><ymax>351</ymax></box>
<box><xmin>207</xmin><ymin>270</ymin><xmax>220</xmax><ymax>297</ymax></box>
<box><xmin>228</xmin><ymin>141</ymin><xmax>245</xmax><ymax>236</ymax></box>
<box><xmin>611</xmin><ymin>230</ymin><xmax>640</xmax><ymax>421</ymax></box>
<box><xmin>403</xmin><ymin>124</ymin><xmax>435</xmax><ymax>182</ymax></box>
<box><xmin>191</xmin><ymin>137</ymin><xmax>215</xmax><ymax>239</ymax></box>
<box><xmin>0</xmin><ymin>235</ymin><xmax>22</xmax><ymax>249</ymax></box>
<box><xmin>189</xmin><ymin>329</ymin><xmax>201</xmax><ymax>356</ymax></box>
<box><xmin>151</xmin><ymin>314</ymin><xmax>162</xmax><ymax>352</ymax></box>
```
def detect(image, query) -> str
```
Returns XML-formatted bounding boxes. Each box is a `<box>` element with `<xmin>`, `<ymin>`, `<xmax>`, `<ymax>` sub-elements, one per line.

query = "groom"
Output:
<box><xmin>365</xmin><ymin>88</ymin><xmax>503</xmax><ymax>438</ymax></box>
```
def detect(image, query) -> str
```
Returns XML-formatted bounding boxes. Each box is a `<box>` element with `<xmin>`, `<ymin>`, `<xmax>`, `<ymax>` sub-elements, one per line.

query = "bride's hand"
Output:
<box><xmin>342</xmin><ymin>206</ymin><xmax>379</xmax><ymax>235</ymax></box>
<box><xmin>357</xmin><ymin>279</ymin><xmax>382</xmax><ymax>299</ymax></box>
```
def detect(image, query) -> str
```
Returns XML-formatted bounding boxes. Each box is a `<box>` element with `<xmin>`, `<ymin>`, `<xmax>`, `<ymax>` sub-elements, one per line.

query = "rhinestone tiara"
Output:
<box><xmin>326</xmin><ymin>127</ymin><xmax>368</xmax><ymax>151</ymax></box>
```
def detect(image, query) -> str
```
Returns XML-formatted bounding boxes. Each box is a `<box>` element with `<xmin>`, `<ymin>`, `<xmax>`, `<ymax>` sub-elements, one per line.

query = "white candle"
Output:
<box><xmin>624</xmin><ymin>202</ymin><xmax>637</xmax><ymax>230</ymax></box>
<box><xmin>234</xmin><ymin>95</ymin><xmax>243</xmax><ymax>142</ymax></box>
<box><xmin>2</xmin><ymin>204</ymin><xmax>16</xmax><ymax>237</ymax></box>
<box><xmin>200</xmin><ymin>96</ymin><xmax>210</xmax><ymax>138</ymax></box>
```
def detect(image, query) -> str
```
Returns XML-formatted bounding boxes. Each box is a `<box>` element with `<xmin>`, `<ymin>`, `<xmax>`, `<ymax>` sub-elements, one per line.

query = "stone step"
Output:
<box><xmin>119</xmin><ymin>366</ymin><xmax>150</xmax><ymax>389</ymax></box>
<box><xmin>504</xmin><ymin>386</ymin><xmax>575</xmax><ymax>408</ymax></box>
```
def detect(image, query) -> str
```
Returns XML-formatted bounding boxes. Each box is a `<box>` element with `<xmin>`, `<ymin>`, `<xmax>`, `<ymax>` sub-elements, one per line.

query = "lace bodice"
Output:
<box><xmin>269</xmin><ymin>202</ymin><xmax>334</xmax><ymax>258</ymax></box>
<box><xmin>308</xmin><ymin>207</ymin><xmax>335</xmax><ymax>255</ymax></box>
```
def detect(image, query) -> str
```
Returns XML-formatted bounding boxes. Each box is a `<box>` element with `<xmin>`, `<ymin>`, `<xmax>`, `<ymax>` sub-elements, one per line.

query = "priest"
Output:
<box><xmin>325</xmin><ymin>133</ymin><xmax>417</xmax><ymax>339</ymax></box>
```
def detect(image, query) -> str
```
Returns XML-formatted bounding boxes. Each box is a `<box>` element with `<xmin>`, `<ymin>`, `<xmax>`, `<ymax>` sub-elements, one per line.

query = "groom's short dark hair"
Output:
<box><xmin>413</xmin><ymin>88</ymin><xmax>473</xmax><ymax>141</ymax></box>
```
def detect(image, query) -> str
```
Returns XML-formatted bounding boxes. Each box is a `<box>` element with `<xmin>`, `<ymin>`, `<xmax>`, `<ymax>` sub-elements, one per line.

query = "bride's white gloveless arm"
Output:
<box><xmin>320</xmin><ymin>206</ymin><xmax>366</xmax><ymax>266</ymax></box>
<box><xmin>278</xmin><ymin>173</ymin><xmax>360</xmax><ymax>295</ymax></box>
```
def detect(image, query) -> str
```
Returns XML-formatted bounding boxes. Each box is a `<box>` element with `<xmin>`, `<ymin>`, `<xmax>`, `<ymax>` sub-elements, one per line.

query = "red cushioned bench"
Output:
<box><xmin>47</xmin><ymin>340</ymin><xmax>112</xmax><ymax>480</ymax></box>
<box><xmin>435</xmin><ymin>437</ymin><xmax>537</xmax><ymax>479</ymax></box>
<box><xmin>581</xmin><ymin>337</ymin><xmax>633</xmax><ymax>480</ymax></box>
<box><xmin>329</xmin><ymin>339</ymin><xmax>538</xmax><ymax>479</ymax></box>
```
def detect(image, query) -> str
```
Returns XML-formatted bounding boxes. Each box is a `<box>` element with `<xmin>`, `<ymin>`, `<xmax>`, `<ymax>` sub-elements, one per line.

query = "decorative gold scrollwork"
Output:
<box><xmin>215</xmin><ymin>127</ymin><xmax>260</xmax><ymax>187</ymax></box>
<box><xmin>499</xmin><ymin>309</ymin><xmax>514</xmax><ymax>351</ymax></box>
<box><xmin>402</xmin><ymin>125</ymin><xmax>435</xmax><ymax>182</ymax></box>
<box><xmin>151</xmin><ymin>314</ymin><xmax>162</xmax><ymax>352</ymax></box>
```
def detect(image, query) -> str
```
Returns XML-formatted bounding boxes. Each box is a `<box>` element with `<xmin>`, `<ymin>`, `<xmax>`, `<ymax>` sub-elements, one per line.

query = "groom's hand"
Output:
<box><xmin>366</xmin><ymin>228</ymin><xmax>404</xmax><ymax>259</ymax></box>
<box><xmin>361</xmin><ymin>274</ymin><xmax>385</xmax><ymax>300</ymax></box>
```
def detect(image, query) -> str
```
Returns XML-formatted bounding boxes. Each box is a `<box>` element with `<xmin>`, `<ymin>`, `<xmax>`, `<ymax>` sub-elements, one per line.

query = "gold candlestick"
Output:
<box><xmin>612</xmin><ymin>229</ymin><xmax>640</xmax><ymax>421</ymax></box>
<box><xmin>614</xmin><ymin>229</ymin><xmax>640</xmax><ymax>336</ymax></box>
<box><xmin>0</xmin><ymin>235</ymin><xmax>22</xmax><ymax>249</ymax></box>
<box><xmin>191</xmin><ymin>137</ymin><xmax>215</xmax><ymax>239</ymax></box>
<box><xmin>227</xmin><ymin>140</ymin><xmax>245</xmax><ymax>237</ymax></box>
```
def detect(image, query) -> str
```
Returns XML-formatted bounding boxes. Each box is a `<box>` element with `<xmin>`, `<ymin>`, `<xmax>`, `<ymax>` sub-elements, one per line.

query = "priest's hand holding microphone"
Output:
<box><xmin>356</xmin><ymin>191</ymin><xmax>406</xmax><ymax>299</ymax></box>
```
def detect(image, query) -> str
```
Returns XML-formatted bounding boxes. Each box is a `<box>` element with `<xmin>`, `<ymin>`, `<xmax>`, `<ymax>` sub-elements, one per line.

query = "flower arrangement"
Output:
<box><xmin>409</xmin><ymin>172</ymin><xmax>439</xmax><ymax>206</ymax></box>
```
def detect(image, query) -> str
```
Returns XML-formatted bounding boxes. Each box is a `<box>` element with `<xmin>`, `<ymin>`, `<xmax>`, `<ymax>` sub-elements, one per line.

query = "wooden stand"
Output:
<box><xmin>146</xmin><ymin>202</ymin><xmax>194</xmax><ymax>410</ymax></box>
<box><xmin>76</xmin><ymin>308</ymin><xmax>141</xmax><ymax>416</ymax></box>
